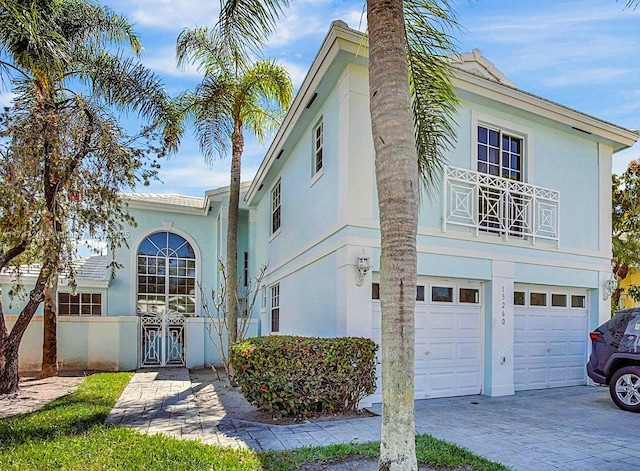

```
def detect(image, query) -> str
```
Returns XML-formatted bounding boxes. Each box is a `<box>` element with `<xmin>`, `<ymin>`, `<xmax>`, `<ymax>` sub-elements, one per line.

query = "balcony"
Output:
<box><xmin>443</xmin><ymin>166</ymin><xmax>559</xmax><ymax>246</ymax></box>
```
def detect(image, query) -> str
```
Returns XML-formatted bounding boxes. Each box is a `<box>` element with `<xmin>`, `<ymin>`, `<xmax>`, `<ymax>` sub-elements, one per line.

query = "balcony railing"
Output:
<box><xmin>443</xmin><ymin>166</ymin><xmax>559</xmax><ymax>246</ymax></box>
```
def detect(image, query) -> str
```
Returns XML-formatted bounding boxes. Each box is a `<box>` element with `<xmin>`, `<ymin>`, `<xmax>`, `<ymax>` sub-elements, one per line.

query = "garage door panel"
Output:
<box><xmin>425</xmin><ymin>369</ymin><xmax>481</xmax><ymax>398</ymax></box>
<box><xmin>514</xmin><ymin>288</ymin><xmax>587</xmax><ymax>391</ymax></box>
<box><xmin>458</xmin><ymin>342</ymin><xmax>481</xmax><ymax>361</ymax></box>
<box><xmin>372</xmin><ymin>283</ymin><xmax>482</xmax><ymax>400</ymax></box>
<box><xmin>523</xmin><ymin>341</ymin><xmax>549</xmax><ymax>358</ymax></box>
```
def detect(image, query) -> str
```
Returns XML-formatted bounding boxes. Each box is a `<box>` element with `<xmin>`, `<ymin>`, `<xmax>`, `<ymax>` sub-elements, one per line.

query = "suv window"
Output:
<box><xmin>600</xmin><ymin>311</ymin><xmax>640</xmax><ymax>348</ymax></box>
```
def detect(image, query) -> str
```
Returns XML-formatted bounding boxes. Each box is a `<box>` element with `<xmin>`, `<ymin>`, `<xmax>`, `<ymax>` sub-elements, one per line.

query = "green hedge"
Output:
<box><xmin>230</xmin><ymin>335</ymin><xmax>378</xmax><ymax>418</ymax></box>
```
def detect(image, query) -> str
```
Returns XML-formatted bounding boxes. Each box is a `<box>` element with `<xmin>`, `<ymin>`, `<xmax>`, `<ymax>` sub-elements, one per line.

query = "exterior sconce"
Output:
<box><xmin>603</xmin><ymin>276</ymin><xmax>618</xmax><ymax>300</ymax></box>
<box><xmin>356</xmin><ymin>253</ymin><xmax>371</xmax><ymax>286</ymax></box>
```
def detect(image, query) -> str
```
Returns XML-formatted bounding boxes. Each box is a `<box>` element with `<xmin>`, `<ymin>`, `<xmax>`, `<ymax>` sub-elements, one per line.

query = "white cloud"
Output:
<box><xmin>140</xmin><ymin>45</ymin><xmax>202</xmax><ymax>79</ymax></box>
<box><xmin>277</xmin><ymin>60</ymin><xmax>310</xmax><ymax>89</ymax></box>
<box><xmin>113</xmin><ymin>0</ymin><xmax>219</xmax><ymax>31</ymax></box>
<box><xmin>613</xmin><ymin>145</ymin><xmax>640</xmax><ymax>175</ymax></box>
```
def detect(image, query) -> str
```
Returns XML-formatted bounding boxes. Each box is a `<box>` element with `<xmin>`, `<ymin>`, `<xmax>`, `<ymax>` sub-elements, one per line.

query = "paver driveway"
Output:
<box><xmin>390</xmin><ymin>386</ymin><xmax>640</xmax><ymax>471</ymax></box>
<box><xmin>108</xmin><ymin>369</ymin><xmax>640</xmax><ymax>471</ymax></box>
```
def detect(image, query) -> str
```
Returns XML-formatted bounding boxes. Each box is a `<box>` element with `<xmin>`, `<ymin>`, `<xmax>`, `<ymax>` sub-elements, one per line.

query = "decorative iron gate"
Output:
<box><xmin>140</xmin><ymin>310</ymin><xmax>186</xmax><ymax>367</ymax></box>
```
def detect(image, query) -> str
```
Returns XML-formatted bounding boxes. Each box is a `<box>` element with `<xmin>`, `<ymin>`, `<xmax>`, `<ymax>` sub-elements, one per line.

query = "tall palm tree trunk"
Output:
<box><xmin>226</xmin><ymin>124</ymin><xmax>244</xmax><ymax>347</ymax></box>
<box><xmin>368</xmin><ymin>0</ymin><xmax>419</xmax><ymax>469</ymax></box>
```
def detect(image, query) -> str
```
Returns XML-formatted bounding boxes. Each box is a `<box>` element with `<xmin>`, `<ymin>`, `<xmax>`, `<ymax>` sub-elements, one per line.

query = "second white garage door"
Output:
<box><xmin>514</xmin><ymin>285</ymin><xmax>589</xmax><ymax>391</ymax></box>
<box><xmin>372</xmin><ymin>281</ymin><xmax>483</xmax><ymax>399</ymax></box>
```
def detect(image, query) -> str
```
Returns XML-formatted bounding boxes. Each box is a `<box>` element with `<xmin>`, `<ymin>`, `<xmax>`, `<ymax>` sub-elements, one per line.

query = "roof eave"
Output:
<box><xmin>453</xmin><ymin>69</ymin><xmax>639</xmax><ymax>152</ymax></box>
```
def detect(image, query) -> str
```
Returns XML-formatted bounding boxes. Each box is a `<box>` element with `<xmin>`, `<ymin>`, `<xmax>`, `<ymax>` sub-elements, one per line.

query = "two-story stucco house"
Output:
<box><xmin>5</xmin><ymin>20</ymin><xmax>637</xmax><ymax>403</ymax></box>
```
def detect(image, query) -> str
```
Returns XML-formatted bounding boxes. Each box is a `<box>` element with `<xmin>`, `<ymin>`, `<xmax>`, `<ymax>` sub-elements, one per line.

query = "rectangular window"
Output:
<box><xmin>530</xmin><ymin>292</ymin><xmax>547</xmax><ymax>307</ymax></box>
<box><xmin>372</xmin><ymin>283</ymin><xmax>425</xmax><ymax>301</ymax></box>
<box><xmin>514</xmin><ymin>291</ymin><xmax>525</xmax><ymax>306</ymax></box>
<box><xmin>261</xmin><ymin>285</ymin><xmax>267</xmax><ymax>309</ymax></box>
<box><xmin>271</xmin><ymin>181</ymin><xmax>281</xmax><ymax>234</ymax></box>
<box><xmin>477</xmin><ymin>126</ymin><xmax>522</xmax><ymax>181</ymax></box>
<box><xmin>313</xmin><ymin>120</ymin><xmax>323</xmax><ymax>175</ymax></box>
<box><xmin>372</xmin><ymin>282</ymin><xmax>380</xmax><ymax>300</ymax></box>
<box><xmin>460</xmin><ymin>288</ymin><xmax>479</xmax><ymax>304</ymax></box>
<box><xmin>58</xmin><ymin>292</ymin><xmax>102</xmax><ymax>316</ymax></box>
<box><xmin>432</xmin><ymin>286</ymin><xmax>453</xmax><ymax>303</ymax></box>
<box><xmin>270</xmin><ymin>284</ymin><xmax>280</xmax><ymax>333</ymax></box>
<box><xmin>571</xmin><ymin>295</ymin><xmax>586</xmax><ymax>308</ymax></box>
<box><xmin>551</xmin><ymin>294</ymin><xmax>567</xmax><ymax>307</ymax></box>
<box><xmin>477</xmin><ymin>125</ymin><xmax>524</xmax><ymax>235</ymax></box>
<box><xmin>243</xmin><ymin>252</ymin><xmax>249</xmax><ymax>287</ymax></box>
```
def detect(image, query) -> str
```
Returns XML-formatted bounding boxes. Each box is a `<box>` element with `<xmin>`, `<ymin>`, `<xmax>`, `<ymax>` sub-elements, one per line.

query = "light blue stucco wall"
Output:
<box><xmin>418</xmin><ymin>90</ymin><xmax>602</xmax><ymax>255</ymax></box>
<box><xmin>106</xmin><ymin>206</ymin><xmax>218</xmax><ymax>317</ymax></box>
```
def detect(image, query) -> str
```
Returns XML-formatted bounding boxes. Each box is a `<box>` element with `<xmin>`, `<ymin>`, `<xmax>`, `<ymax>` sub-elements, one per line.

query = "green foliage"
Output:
<box><xmin>0</xmin><ymin>0</ymin><xmax>177</xmax><ymax>272</ymax></box>
<box><xmin>230</xmin><ymin>336</ymin><xmax>378</xmax><ymax>418</ymax></box>
<box><xmin>0</xmin><ymin>371</ymin><xmax>507</xmax><ymax>470</ymax></box>
<box><xmin>626</xmin><ymin>284</ymin><xmax>640</xmax><ymax>303</ymax></box>
<box><xmin>175</xmin><ymin>28</ymin><xmax>293</xmax><ymax>163</ymax></box>
<box><xmin>405</xmin><ymin>0</ymin><xmax>460</xmax><ymax>198</ymax></box>
<box><xmin>612</xmin><ymin>160</ymin><xmax>640</xmax><ymax>277</ymax></box>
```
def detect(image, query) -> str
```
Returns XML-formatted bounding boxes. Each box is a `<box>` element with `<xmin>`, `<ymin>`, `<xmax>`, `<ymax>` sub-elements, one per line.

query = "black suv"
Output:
<box><xmin>587</xmin><ymin>308</ymin><xmax>640</xmax><ymax>412</ymax></box>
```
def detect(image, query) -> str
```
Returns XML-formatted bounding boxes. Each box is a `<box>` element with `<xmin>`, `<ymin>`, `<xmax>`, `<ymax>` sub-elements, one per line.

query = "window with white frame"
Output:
<box><xmin>270</xmin><ymin>284</ymin><xmax>280</xmax><ymax>332</ymax></box>
<box><xmin>137</xmin><ymin>231</ymin><xmax>196</xmax><ymax>316</ymax></box>
<box><xmin>271</xmin><ymin>181</ymin><xmax>281</xmax><ymax>235</ymax></box>
<box><xmin>313</xmin><ymin>119</ymin><xmax>323</xmax><ymax>176</ymax></box>
<box><xmin>477</xmin><ymin>126</ymin><xmax>523</xmax><ymax>181</ymax></box>
<box><xmin>243</xmin><ymin>251</ymin><xmax>249</xmax><ymax>287</ymax></box>
<box><xmin>58</xmin><ymin>292</ymin><xmax>102</xmax><ymax>316</ymax></box>
<box><xmin>477</xmin><ymin>125</ymin><xmax>525</xmax><ymax>235</ymax></box>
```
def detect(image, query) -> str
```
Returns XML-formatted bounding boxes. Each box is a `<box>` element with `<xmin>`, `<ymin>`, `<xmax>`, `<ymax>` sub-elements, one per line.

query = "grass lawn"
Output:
<box><xmin>0</xmin><ymin>373</ymin><xmax>510</xmax><ymax>470</ymax></box>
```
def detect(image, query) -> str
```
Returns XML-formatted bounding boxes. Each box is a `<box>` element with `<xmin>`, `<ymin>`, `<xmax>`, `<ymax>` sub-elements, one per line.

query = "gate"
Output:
<box><xmin>140</xmin><ymin>310</ymin><xmax>186</xmax><ymax>367</ymax></box>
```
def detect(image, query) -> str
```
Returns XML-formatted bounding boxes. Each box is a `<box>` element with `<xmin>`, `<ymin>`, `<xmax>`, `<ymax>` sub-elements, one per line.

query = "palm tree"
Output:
<box><xmin>175</xmin><ymin>27</ymin><xmax>293</xmax><ymax>352</ymax></box>
<box><xmin>0</xmin><ymin>0</ymin><xmax>178</xmax><ymax>392</ymax></box>
<box><xmin>214</xmin><ymin>0</ymin><xmax>458</xmax><ymax>469</ymax></box>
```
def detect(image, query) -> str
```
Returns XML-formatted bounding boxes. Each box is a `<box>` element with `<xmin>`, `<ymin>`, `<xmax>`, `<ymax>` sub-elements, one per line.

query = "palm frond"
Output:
<box><xmin>404</xmin><ymin>0</ymin><xmax>459</xmax><ymax>200</ymax></box>
<box><xmin>176</xmin><ymin>27</ymin><xmax>234</xmax><ymax>73</ymax></box>
<box><xmin>191</xmin><ymin>75</ymin><xmax>236</xmax><ymax>161</ymax></box>
<box><xmin>56</xmin><ymin>0</ymin><xmax>142</xmax><ymax>56</ymax></box>
<box><xmin>218</xmin><ymin>0</ymin><xmax>289</xmax><ymax>55</ymax></box>
<box><xmin>74</xmin><ymin>51</ymin><xmax>179</xmax><ymax>152</ymax></box>
<box><xmin>237</xmin><ymin>59</ymin><xmax>292</xmax><ymax>143</ymax></box>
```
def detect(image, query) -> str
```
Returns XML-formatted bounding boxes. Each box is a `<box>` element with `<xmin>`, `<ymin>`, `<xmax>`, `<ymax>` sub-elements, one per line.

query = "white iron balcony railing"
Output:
<box><xmin>443</xmin><ymin>166</ymin><xmax>559</xmax><ymax>246</ymax></box>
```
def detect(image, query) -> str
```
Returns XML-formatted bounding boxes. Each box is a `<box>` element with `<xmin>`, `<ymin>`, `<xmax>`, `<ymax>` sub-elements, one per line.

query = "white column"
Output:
<box><xmin>336</xmin><ymin>245</ymin><xmax>373</xmax><ymax>338</ymax></box>
<box><xmin>485</xmin><ymin>260</ymin><xmax>515</xmax><ymax>396</ymax></box>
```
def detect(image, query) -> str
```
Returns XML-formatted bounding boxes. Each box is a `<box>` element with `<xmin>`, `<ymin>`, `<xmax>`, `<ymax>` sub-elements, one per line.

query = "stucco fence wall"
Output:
<box><xmin>6</xmin><ymin>316</ymin><xmax>259</xmax><ymax>372</ymax></box>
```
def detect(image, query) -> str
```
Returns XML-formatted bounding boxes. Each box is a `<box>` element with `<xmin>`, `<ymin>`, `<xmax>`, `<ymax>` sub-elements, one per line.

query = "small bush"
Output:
<box><xmin>230</xmin><ymin>335</ymin><xmax>378</xmax><ymax>418</ymax></box>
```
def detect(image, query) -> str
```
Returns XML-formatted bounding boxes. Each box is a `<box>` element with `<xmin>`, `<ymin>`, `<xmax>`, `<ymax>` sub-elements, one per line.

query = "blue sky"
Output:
<box><xmin>68</xmin><ymin>1</ymin><xmax>640</xmax><ymax>195</ymax></box>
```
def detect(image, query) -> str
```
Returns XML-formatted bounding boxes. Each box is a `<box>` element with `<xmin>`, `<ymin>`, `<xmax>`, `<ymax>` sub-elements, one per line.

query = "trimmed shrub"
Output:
<box><xmin>230</xmin><ymin>335</ymin><xmax>378</xmax><ymax>418</ymax></box>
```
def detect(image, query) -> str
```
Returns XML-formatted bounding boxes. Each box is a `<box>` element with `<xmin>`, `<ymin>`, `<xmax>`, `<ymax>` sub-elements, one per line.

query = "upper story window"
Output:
<box><xmin>58</xmin><ymin>292</ymin><xmax>102</xmax><ymax>316</ymax></box>
<box><xmin>477</xmin><ymin>125</ymin><xmax>525</xmax><ymax>235</ymax></box>
<box><xmin>271</xmin><ymin>181</ymin><xmax>281</xmax><ymax>235</ymax></box>
<box><xmin>313</xmin><ymin>119</ymin><xmax>323</xmax><ymax>176</ymax></box>
<box><xmin>477</xmin><ymin>126</ymin><xmax>522</xmax><ymax>182</ymax></box>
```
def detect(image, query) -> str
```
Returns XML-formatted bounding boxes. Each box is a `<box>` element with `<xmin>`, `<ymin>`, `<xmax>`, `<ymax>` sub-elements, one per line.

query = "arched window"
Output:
<box><xmin>137</xmin><ymin>231</ymin><xmax>196</xmax><ymax>316</ymax></box>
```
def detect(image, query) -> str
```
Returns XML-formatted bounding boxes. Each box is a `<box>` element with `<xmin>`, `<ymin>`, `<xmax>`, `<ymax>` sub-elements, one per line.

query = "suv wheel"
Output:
<box><xmin>609</xmin><ymin>366</ymin><xmax>640</xmax><ymax>412</ymax></box>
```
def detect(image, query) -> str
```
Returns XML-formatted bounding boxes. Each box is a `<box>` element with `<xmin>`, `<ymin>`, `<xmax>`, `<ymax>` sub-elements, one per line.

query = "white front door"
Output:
<box><xmin>514</xmin><ymin>285</ymin><xmax>588</xmax><ymax>391</ymax></box>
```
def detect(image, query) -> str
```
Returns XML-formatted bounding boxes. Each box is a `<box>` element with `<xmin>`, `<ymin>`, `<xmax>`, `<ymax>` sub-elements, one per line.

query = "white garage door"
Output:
<box><xmin>514</xmin><ymin>286</ymin><xmax>588</xmax><ymax>391</ymax></box>
<box><xmin>372</xmin><ymin>282</ymin><xmax>483</xmax><ymax>399</ymax></box>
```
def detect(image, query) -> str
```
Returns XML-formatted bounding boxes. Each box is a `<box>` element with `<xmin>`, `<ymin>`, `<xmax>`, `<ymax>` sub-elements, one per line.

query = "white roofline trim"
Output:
<box><xmin>453</xmin><ymin>69</ymin><xmax>639</xmax><ymax>150</ymax></box>
<box><xmin>246</xmin><ymin>20</ymin><xmax>367</xmax><ymax>204</ymax></box>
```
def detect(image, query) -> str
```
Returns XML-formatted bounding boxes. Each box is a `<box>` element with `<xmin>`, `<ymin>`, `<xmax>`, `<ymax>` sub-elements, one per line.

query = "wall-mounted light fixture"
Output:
<box><xmin>356</xmin><ymin>252</ymin><xmax>371</xmax><ymax>286</ymax></box>
<box><xmin>603</xmin><ymin>276</ymin><xmax>618</xmax><ymax>300</ymax></box>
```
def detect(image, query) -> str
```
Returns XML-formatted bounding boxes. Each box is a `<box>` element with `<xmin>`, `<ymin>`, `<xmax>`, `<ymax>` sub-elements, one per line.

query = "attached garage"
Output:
<box><xmin>371</xmin><ymin>280</ymin><xmax>483</xmax><ymax>400</ymax></box>
<box><xmin>514</xmin><ymin>285</ymin><xmax>589</xmax><ymax>391</ymax></box>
